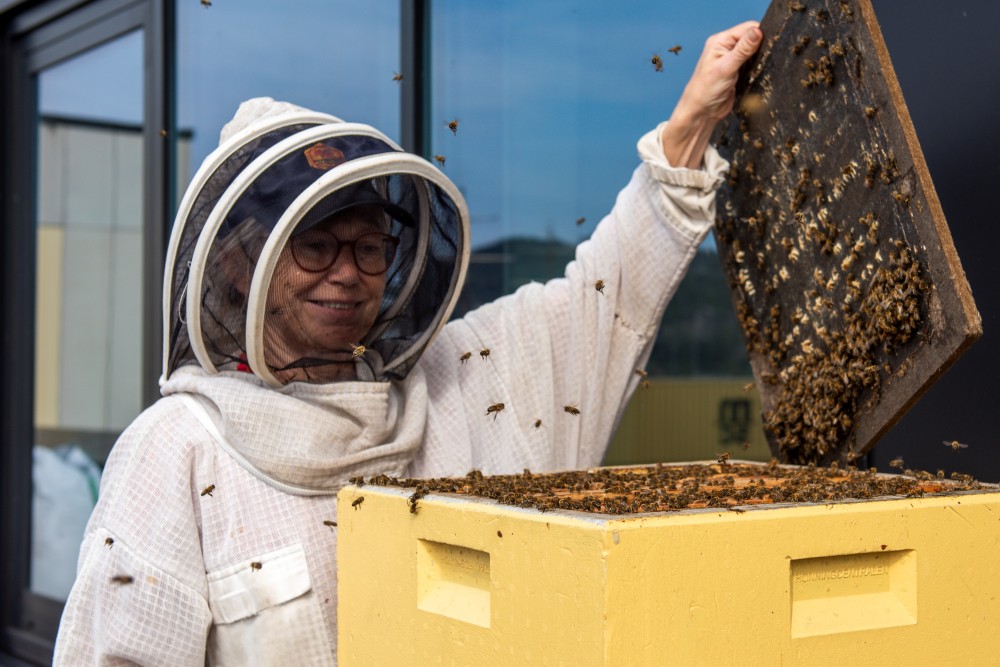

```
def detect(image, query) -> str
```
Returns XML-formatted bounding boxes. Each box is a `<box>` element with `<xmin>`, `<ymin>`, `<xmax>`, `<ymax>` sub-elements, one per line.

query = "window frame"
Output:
<box><xmin>0</xmin><ymin>0</ymin><xmax>173</xmax><ymax>663</ymax></box>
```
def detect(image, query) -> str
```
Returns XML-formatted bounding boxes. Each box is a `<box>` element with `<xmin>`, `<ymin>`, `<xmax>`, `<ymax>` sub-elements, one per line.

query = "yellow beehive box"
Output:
<box><xmin>338</xmin><ymin>465</ymin><xmax>1000</xmax><ymax>666</ymax></box>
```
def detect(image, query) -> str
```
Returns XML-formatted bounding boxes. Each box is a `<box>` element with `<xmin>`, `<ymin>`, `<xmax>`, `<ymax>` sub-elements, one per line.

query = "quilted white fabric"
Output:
<box><xmin>53</xmin><ymin>123</ymin><xmax>727</xmax><ymax>665</ymax></box>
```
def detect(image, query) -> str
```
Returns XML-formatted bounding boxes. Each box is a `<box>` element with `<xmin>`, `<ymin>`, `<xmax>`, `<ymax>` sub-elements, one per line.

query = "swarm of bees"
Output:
<box><xmin>363</xmin><ymin>460</ymin><xmax>991</xmax><ymax>516</ymax></box>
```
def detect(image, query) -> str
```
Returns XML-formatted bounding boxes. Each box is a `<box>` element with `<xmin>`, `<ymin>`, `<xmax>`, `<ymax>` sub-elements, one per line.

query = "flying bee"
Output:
<box><xmin>392</xmin><ymin>71</ymin><xmax>403</xmax><ymax>82</ymax></box>
<box><xmin>635</xmin><ymin>368</ymin><xmax>648</xmax><ymax>378</ymax></box>
<box><xmin>200</xmin><ymin>484</ymin><xmax>216</xmax><ymax>497</ymax></box>
<box><xmin>486</xmin><ymin>402</ymin><xmax>505</xmax><ymax>420</ymax></box>
<box><xmin>351</xmin><ymin>343</ymin><xmax>366</xmax><ymax>358</ymax></box>
<box><xmin>104</xmin><ymin>537</ymin><xmax>114</xmax><ymax>549</ymax></box>
<box><xmin>447</xmin><ymin>119</ymin><xmax>459</xmax><ymax>135</ymax></box>
<box><xmin>576</xmin><ymin>216</ymin><xmax>586</xmax><ymax>226</ymax></box>
<box><xmin>459</xmin><ymin>351</ymin><xmax>472</xmax><ymax>364</ymax></box>
<box><xmin>497</xmin><ymin>530</ymin><xmax>503</xmax><ymax>538</ymax></box>
<box><xmin>716</xmin><ymin>453</ymin><xmax>731</xmax><ymax>465</ymax></box>
<box><xmin>742</xmin><ymin>442</ymin><xmax>751</xmax><ymax>451</ymax></box>
<box><xmin>742</xmin><ymin>382</ymin><xmax>755</xmax><ymax>393</ymax></box>
<box><xmin>433</xmin><ymin>154</ymin><xmax>446</xmax><ymax>167</ymax></box>
<box><xmin>668</xmin><ymin>45</ymin><xmax>682</xmax><ymax>55</ymax></box>
<box><xmin>480</xmin><ymin>348</ymin><xmax>491</xmax><ymax>360</ymax></box>
<box><xmin>352</xmin><ymin>496</ymin><xmax>365</xmax><ymax>510</ymax></box>
<box><xmin>200</xmin><ymin>0</ymin><xmax>211</xmax><ymax>6</ymax></box>
<box><xmin>564</xmin><ymin>405</ymin><xmax>581</xmax><ymax>416</ymax></box>
<box><xmin>889</xmin><ymin>457</ymin><xmax>905</xmax><ymax>469</ymax></box>
<box><xmin>250</xmin><ymin>561</ymin><xmax>262</xmax><ymax>572</ymax></box>
<box><xmin>110</xmin><ymin>574</ymin><xmax>134</xmax><ymax>585</ymax></box>
<box><xmin>943</xmin><ymin>440</ymin><xmax>969</xmax><ymax>451</ymax></box>
<box><xmin>651</xmin><ymin>54</ymin><xmax>663</xmax><ymax>72</ymax></box>
<box><xmin>595</xmin><ymin>279</ymin><xmax>606</xmax><ymax>294</ymax></box>
<box><xmin>640</xmin><ymin>380</ymin><xmax>651</xmax><ymax>390</ymax></box>
<box><xmin>323</xmin><ymin>520</ymin><xmax>337</xmax><ymax>529</ymax></box>
<box><xmin>533</xmin><ymin>419</ymin><xmax>542</xmax><ymax>428</ymax></box>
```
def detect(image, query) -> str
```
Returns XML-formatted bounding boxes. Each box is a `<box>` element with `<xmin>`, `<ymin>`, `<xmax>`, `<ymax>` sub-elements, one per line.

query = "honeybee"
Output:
<box><xmin>200</xmin><ymin>484</ymin><xmax>216</xmax><ymax>497</ymax></box>
<box><xmin>392</xmin><ymin>71</ymin><xmax>403</xmax><ymax>82</ymax></box>
<box><xmin>351</xmin><ymin>343</ymin><xmax>366</xmax><ymax>358</ymax></box>
<box><xmin>640</xmin><ymin>380</ymin><xmax>651</xmax><ymax>390</ymax></box>
<box><xmin>742</xmin><ymin>442</ymin><xmax>751</xmax><ymax>451</ymax></box>
<box><xmin>323</xmin><ymin>520</ymin><xmax>337</xmax><ymax>529</ymax></box>
<box><xmin>480</xmin><ymin>348</ymin><xmax>491</xmax><ymax>360</ymax></box>
<box><xmin>200</xmin><ymin>0</ymin><xmax>211</xmax><ymax>6</ymax></box>
<box><xmin>635</xmin><ymin>368</ymin><xmax>648</xmax><ymax>378</ymax></box>
<box><xmin>668</xmin><ymin>45</ymin><xmax>682</xmax><ymax>55</ymax></box>
<box><xmin>460</xmin><ymin>351</ymin><xmax>472</xmax><ymax>364</ymax></box>
<box><xmin>534</xmin><ymin>419</ymin><xmax>542</xmax><ymax>428</ymax></box>
<box><xmin>943</xmin><ymin>440</ymin><xmax>969</xmax><ymax>451</ymax></box>
<box><xmin>864</xmin><ymin>105</ymin><xmax>877</xmax><ymax>118</ymax></box>
<box><xmin>564</xmin><ymin>405</ymin><xmax>581</xmax><ymax>416</ymax></box>
<box><xmin>104</xmin><ymin>537</ymin><xmax>114</xmax><ymax>549</ymax></box>
<box><xmin>717</xmin><ymin>453</ymin><xmax>731</xmax><ymax>464</ymax></box>
<box><xmin>497</xmin><ymin>530</ymin><xmax>503</xmax><ymax>538</ymax></box>
<box><xmin>742</xmin><ymin>382</ymin><xmax>755</xmax><ymax>393</ymax></box>
<box><xmin>447</xmin><ymin>119</ymin><xmax>459</xmax><ymax>135</ymax></box>
<box><xmin>595</xmin><ymin>279</ymin><xmax>606</xmax><ymax>294</ymax></box>
<box><xmin>889</xmin><ymin>457</ymin><xmax>905</xmax><ymax>469</ymax></box>
<box><xmin>352</xmin><ymin>496</ymin><xmax>365</xmax><ymax>509</ymax></box>
<box><xmin>433</xmin><ymin>155</ymin><xmax>446</xmax><ymax>166</ymax></box>
<box><xmin>651</xmin><ymin>54</ymin><xmax>663</xmax><ymax>72</ymax></box>
<box><xmin>250</xmin><ymin>561</ymin><xmax>262</xmax><ymax>572</ymax></box>
<box><xmin>486</xmin><ymin>402</ymin><xmax>505</xmax><ymax>420</ymax></box>
<box><xmin>575</xmin><ymin>217</ymin><xmax>586</xmax><ymax>226</ymax></box>
<box><xmin>110</xmin><ymin>574</ymin><xmax>134</xmax><ymax>585</ymax></box>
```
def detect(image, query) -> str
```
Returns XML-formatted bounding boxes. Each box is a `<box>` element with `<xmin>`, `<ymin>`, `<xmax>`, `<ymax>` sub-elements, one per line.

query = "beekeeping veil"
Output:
<box><xmin>162</xmin><ymin>98</ymin><xmax>469</xmax><ymax>387</ymax></box>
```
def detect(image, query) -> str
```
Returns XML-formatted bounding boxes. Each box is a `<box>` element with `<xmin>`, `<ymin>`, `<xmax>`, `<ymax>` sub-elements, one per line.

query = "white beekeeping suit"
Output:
<box><xmin>53</xmin><ymin>96</ymin><xmax>726</xmax><ymax>665</ymax></box>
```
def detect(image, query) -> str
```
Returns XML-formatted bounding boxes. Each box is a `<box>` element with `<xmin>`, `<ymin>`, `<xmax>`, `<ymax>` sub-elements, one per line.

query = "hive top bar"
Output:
<box><xmin>354</xmin><ymin>461</ymin><xmax>994</xmax><ymax>517</ymax></box>
<box><xmin>712</xmin><ymin>0</ymin><xmax>980</xmax><ymax>465</ymax></box>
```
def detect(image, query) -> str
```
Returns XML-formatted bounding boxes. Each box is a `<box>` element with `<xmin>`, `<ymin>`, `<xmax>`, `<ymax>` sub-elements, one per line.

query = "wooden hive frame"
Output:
<box><xmin>712</xmin><ymin>0</ymin><xmax>981</xmax><ymax>465</ymax></box>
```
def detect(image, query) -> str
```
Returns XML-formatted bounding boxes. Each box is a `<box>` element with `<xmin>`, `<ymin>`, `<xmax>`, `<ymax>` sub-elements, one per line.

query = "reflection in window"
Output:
<box><xmin>177</xmin><ymin>0</ymin><xmax>401</xmax><ymax>174</ymax></box>
<box><xmin>33</xmin><ymin>31</ymin><xmax>145</xmax><ymax>601</ymax></box>
<box><xmin>430</xmin><ymin>1</ymin><xmax>772</xmax><ymax>461</ymax></box>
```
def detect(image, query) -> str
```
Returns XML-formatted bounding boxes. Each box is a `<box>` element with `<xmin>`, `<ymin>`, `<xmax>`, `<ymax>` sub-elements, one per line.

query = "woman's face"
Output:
<box><xmin>264</xmin><ymin>207</ymin><xmax>390</xmax><ymax>379</ymax></box>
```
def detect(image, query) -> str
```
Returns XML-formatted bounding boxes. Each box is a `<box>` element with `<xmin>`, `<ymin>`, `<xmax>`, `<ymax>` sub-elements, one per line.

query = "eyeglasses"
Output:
<box><xmin>290</xmin><ymin>230</ymin><xmax>400</xmax><ymax>275</ymax></box>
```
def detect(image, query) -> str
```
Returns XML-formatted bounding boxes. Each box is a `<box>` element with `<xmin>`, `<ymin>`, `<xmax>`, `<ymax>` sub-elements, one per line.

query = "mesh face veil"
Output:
<box><xmin>162</xmin><ymin>99</ymin><xmax>469</xmax><ymax>387</ymax></box>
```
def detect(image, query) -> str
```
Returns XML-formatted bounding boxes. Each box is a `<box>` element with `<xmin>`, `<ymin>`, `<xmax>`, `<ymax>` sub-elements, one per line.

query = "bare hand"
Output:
<box><xmin>662</xmin><ymin>21</ymin><xmax>762</xmax><ymax>169</ymax></box>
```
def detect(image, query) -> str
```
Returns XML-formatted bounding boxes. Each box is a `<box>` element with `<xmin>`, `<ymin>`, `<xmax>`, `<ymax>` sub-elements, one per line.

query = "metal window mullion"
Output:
<box><xmin>400</xmin><ymin>0</ymin><xmax>429</xmax><ymax>157</ymax></box>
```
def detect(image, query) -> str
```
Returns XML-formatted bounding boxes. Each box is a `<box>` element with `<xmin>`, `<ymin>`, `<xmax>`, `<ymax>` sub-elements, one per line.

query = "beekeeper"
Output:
<box><xmin>54</xmin><ymin>21</ymin><xmax>761</xmax><ymax>665</ymax></box>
